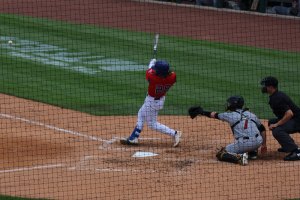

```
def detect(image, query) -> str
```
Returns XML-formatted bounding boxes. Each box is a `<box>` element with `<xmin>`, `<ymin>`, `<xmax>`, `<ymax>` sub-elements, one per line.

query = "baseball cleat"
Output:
<box><xmin>240</xmin><ymin>153</ymin><xmax>248</xmax><ymax>166</ymax></box>
<box><xmin>173</xmin><ymin>131</ymin><xmax>182</xmax><ymax>147</ymax></box>
<box><xmin>120</xmin><ymin>138</ymin><xmax>139</xmax><ymax>145</ymax></box>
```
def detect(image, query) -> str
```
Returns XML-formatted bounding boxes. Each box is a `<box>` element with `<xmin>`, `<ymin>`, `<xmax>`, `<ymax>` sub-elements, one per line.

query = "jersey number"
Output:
<box><xmin>155</xmin><ymin>85</ymin><xmax>171</xmax><ymax>94</ymax></box>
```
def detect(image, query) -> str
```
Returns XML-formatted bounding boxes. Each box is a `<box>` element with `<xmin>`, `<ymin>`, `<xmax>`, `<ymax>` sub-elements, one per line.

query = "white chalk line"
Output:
<box><xmin>0</xmin><ymin>113</ymin><xmax>108</xmax><ymax>142</ymax></box>
<box><xmin>0</xmin><ymin>113</ymin><xmax>164</xmax><ymax>145</ymax></box>
<box><xmin>0</xmin><ymin>112</ymin><xmax>171</xmax><ymax>151</ymax></box>
<box><xmin>0</xmin><ymin>113</ymin><xmax>191</xmax><ymax>174</ymax></box>
<box><xmin>0</xmin><ymin>162</ymin><xmax>157</xmax><ymax>174</ymax></box>
<box><xmin>0</xmin><ymin>164</ymin><xmax>64</xmax><ymax>174</ymax></box>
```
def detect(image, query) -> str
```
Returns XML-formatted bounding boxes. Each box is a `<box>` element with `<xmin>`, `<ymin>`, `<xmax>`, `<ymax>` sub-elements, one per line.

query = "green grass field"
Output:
<box><xmin>0</xmin><ymin>13</ymin><xmax>300</xmax><ymax>118</ymax></box>
<box><xmin>0</xmin><ymin>195</ymin><xmax>46</xmax><ymax>200</ymax></box>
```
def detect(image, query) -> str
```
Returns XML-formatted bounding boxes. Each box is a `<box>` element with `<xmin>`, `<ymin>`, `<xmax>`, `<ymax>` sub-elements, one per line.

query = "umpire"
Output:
<box><xmin>261</xmin><ymin>76</ymin><xmax>300</xmax><ymax>161</ymax></box>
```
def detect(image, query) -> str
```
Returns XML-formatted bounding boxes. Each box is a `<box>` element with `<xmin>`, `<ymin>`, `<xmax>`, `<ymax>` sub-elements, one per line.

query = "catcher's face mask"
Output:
<box><xmin>225</xmin><ymin>102</ymin><xmax>231</xmax><ymax>111</ymax></box>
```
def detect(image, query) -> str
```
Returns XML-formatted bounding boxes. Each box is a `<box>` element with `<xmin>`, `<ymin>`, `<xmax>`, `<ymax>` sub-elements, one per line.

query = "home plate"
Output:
<box><xmin>132</xmin><ymin>151</ymin><xmax>159</xmax><ymax>158</ymax></box>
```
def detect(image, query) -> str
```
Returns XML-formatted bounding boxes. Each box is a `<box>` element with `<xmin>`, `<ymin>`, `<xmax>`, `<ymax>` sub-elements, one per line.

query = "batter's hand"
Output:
<box><xmin>148</xmin><ymin>59</ymin><xmax>156</xmax><ymax>69</ymax></box>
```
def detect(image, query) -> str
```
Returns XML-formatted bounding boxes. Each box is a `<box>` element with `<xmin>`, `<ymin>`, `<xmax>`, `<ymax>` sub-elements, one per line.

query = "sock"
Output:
<box><xmin>129</xmin><ymin>127</ymin><xmax>141</xmax><ymax>140</ymax></box>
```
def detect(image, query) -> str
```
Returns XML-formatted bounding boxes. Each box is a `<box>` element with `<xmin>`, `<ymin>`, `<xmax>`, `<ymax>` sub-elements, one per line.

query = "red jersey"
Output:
<box><xmin>146</xmin><ymin>68</ymin><xmax>176</xmax><ymax>98</ymax></box>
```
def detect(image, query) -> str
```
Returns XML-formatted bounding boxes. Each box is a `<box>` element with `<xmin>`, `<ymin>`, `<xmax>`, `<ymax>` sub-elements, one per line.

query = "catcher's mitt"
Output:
<box><xmin>188</xmin><ymin>106</ymin><xmax>204</xmax><ymax>119</ymax></box>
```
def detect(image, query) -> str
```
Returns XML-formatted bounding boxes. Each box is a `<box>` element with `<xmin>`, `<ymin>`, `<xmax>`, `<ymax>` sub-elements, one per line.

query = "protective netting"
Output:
<box><xmin>0</xmin><ymin>0</ymin><xmax>300</xmax><ymax>199</ymax></box>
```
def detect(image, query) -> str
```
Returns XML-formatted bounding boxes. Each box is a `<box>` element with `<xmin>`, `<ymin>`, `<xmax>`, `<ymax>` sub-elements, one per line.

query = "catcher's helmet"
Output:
<box><xmin>152</xmin><ymin>60</ymin><xmax>170</xmax><ymax>77</ymax></box>
<box><xmin>260</xmin><ymin>76</ymin><xmax>278</xmax><ymax>93</ymax></box>
<box><xmin>226</xmin><ymin>95</ymin><xmax>244</xmax><ymax>111</ymax></box>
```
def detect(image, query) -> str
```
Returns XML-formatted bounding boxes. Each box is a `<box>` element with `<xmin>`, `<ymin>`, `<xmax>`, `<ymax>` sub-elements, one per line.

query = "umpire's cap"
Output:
<box><xmin>226</xmin><ymin>95</ymin><xmax>244</xmax><ymax>111</ymax></box>
<box><xmin>261</xmin><ymin>76</ymin><xmax>278</xmax><ymax>88</ymax></box>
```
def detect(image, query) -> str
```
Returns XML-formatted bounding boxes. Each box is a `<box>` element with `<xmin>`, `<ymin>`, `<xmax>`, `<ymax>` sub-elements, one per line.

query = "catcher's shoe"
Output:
<box><xmin>284</xmin><ymin>150</ymin><xmax>300</xmax><ymax>161</ymax></box>
<box><xmin>239</xmin><ymin>153</ymin><xmax>248</xmax><ymax>166</ymax></box>
<box><xmin>120</xmin><ymin>137</ymin><xmax>139</xmax><ymax>145</ymax></box>
<box><xmin>173</xmin><ymin>131</ymin><xmax>182</xmax><ymax>147</ymax></box>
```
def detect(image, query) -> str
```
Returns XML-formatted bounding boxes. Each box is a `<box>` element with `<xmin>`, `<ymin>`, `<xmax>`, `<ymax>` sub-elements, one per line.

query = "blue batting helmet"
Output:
<box><xmin>152</xmin><ymin>60</ymin><xmax>170</xmax><ymax>77</ymax></box>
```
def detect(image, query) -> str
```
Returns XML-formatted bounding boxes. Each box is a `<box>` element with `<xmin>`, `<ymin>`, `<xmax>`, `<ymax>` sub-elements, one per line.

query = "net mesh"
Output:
<box><xmin>0</xmin><ymin>0</ymin><xmax>300</xmax><ymax>199</ymax></box>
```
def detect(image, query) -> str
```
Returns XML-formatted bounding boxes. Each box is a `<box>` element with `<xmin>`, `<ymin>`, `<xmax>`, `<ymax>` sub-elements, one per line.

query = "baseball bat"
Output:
<box><xmin>152</xmin><ymin>33</ymin><xmax>159</xmax><ymax>59</ymax></box>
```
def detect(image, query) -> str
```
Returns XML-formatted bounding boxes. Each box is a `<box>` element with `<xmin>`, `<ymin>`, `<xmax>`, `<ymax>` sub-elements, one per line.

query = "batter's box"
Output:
<box><xmin>70</xmin><ymin>154</ymin><xmax>198</xmax><ymax>174</ymax></box>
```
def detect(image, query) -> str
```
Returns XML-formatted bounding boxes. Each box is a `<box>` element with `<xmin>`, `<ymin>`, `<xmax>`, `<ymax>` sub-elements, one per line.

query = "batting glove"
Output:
<box><xmin>148</xmin><ymin>59</ymin><xmax>156</xmax><ymax>69</ymax></box>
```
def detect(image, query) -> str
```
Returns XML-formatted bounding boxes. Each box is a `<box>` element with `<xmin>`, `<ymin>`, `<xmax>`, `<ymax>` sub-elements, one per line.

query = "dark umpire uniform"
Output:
<box><xmin>261</xmin><ymin>76</ymin><xmax>300</xmax><ymax>161</ymax></box>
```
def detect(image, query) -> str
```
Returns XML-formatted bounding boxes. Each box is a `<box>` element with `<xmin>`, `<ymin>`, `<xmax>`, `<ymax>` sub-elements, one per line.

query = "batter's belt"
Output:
<box><xmin>147</xmin><ymin>95</ymin><xmax>162</xmax><ymax>100</ymax></box>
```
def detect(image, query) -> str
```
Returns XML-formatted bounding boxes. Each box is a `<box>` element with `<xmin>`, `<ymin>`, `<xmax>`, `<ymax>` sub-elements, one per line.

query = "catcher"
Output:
<box><xmin>188</xmin><ymin>95</ymin><xmax>267</xmax><ymax>165</ymax></box>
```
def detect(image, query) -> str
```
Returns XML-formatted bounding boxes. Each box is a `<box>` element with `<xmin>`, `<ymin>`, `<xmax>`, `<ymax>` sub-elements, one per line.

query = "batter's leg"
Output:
<box><xmin>146</xmin><ymin>108</ymin><xmax>176</xmax><ymax>136</ymax></box>
<box><xmin>128</xmin><ymin>127</ymin><xmax>141</xmax><ymax>141</ymax></box>
<box><xmin>136</xmin><ymin>103</ymin><xmax>147</xmax><ymax>130</ymax></box>
<box><xmin>120</xmin><ymin>103</ymin><xmax>146</xmax><ymax>145</ymax></box>
<box><xmin>128</xmin><ymin>104</ymin><xmax>146</xmax><ymax>140</ymax></box>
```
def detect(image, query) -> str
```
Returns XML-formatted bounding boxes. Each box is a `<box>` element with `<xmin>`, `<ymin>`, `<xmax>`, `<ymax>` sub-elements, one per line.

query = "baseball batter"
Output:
<box><xmin>189</xmin><ymin>95</ymin><xmax>267</xmax><ymax>165</ymax></box>
<box><xmin>120</xmin><ymin>59</ymin><xmax>182</xmax><ymax>147</ymax></box>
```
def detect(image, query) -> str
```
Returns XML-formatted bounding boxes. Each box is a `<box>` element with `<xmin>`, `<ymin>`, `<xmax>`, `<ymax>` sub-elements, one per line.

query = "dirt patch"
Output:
<box><xmin>0</xmin><ymin>93</ymin><xmax>300</xmax><ymax>199</ymax></box>
<box><xmin>0</xmin><ymin>0</ymin><xmax>300</xmax><ymax>199</ymax></box>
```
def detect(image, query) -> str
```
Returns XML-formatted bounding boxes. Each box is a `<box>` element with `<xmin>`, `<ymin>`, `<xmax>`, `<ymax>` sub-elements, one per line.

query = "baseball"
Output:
<box><xmin>8</xmin><ymin>40</ymin><xmax>13</xmax><ymax>45</ymax></box>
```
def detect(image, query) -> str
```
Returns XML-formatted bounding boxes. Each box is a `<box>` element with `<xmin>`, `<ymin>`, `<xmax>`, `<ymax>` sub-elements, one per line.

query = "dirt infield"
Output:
<box><xmin>0</xmin><ymin>0</ymin><xmax>300</xmax><ymax>199</ymax></box>
<box><xmin>0</xmin><ymin>93</ymin><xmax>300</xmax><ymax>200</ymax></box>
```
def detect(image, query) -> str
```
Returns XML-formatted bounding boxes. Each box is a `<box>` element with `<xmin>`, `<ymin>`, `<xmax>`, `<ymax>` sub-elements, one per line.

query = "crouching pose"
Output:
<box><xmin>189</xmin><ymin>95</ymin><xmax>267</xmax><ymax>165</ymax></box>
